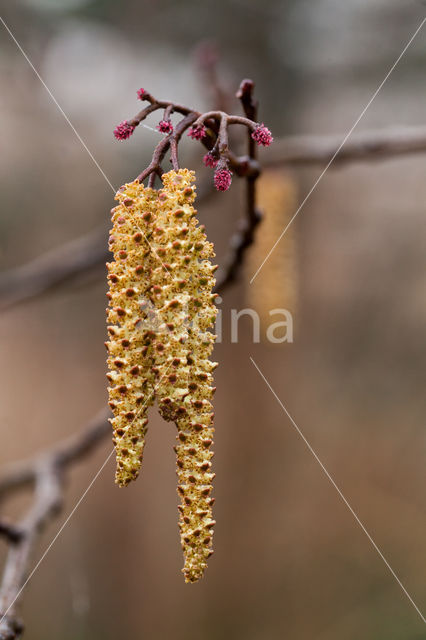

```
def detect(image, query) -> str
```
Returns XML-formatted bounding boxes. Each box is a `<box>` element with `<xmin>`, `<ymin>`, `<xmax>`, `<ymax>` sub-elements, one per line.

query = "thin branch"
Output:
<box><xmin>0</xmin><ymin>467</ymin><xmax>62</xmax><ymax>640</ymax></box>
<box><xmin>195</xmin><ymin>41</ymin><xmax>232</xmax><ymax>114</ymax></box>
<box><xmin>0</xmin><ymin>410</ymin><xmax>110</xmax><ymax>498</ymax></box>
<box><xmin>0</xmin><ymin>227</ymin><xmax>109</xmax><ymax>311</ymax></box>
<box><xmin>129</xmin><ymin>92</ymin><xmax>197</xmax><ymax>124</ymax></box>
<box><xmin>214</xmin><ymin>79</ymin><xmax>262</xmax><ymax>293</ymax></box>
<box><xmin>0</xmin><ymin>410</ymin><xmax>110</xmax><ymax>639</ymax></box>
<box><xmin>137</xmin><ymin>113</ymin><xmax>199</xmax><ymax>183</ymax></box>
<box><xmin>193</xmin><ymin>110</ymin><xmax>256</xmax><ymax>131</ymax></box>
<box><xmin>264</xmin><ymin>124</ymin><xmax>426</xmax><ymax>167</ymax></box>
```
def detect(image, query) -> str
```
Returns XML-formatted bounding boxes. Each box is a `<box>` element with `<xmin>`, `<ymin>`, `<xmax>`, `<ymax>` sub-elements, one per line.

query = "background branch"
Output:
<box><xmin>0</xmin><ymin>227</ymin><xmax>109</xmax><ymax>311</ymax></box>
<box><xmin>263</xmin><ymin>124</ymin><xmax>426</xmax><ymax>167</ymax></box>
<box><xmin>0</xmin><ymin>410</ymin><xmax>110</xmax><ymax>640</ymax></box>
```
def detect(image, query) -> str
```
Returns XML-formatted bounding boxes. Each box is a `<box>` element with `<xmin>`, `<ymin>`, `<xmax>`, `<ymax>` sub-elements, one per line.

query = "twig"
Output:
<box><xmin>137</xmin><ymin>113</ymin><xmax>199</xmax><ymax>185</ymax></box>
<box><xmin>0</xmin><ymin>410</ymin><xmax>110</xmax><ymax>498</ymax></box>
<box><xmin>0</xmin><ymin>410</ymin><xmax>110</xmax><ymax>639</ymax></box>
<box><xmin>214</xmin><ymin>80</ymin><xmax>262</xmax><ymax>292</ymax></box>
<box><xmin>195</xmin><ymin>41</ymin><xmax>232</xmax><ymax>114</ymax></box>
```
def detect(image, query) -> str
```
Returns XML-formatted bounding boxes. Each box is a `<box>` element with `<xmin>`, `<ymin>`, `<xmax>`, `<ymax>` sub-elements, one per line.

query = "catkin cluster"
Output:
<box><xmin>106</xmin><ymin>169</ymin><xmax>217</xmax><ymax>582</ymax></box>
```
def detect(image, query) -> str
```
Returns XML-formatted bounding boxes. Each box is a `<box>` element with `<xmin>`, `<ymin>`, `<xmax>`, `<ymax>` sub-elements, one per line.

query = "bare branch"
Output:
<box><xmin>0</xmin><ymin>410</ymin><xmax>110</xmax><ymax>497</ymax></box>
<box><xmin>215</xmin><ymin>79</ymin><xmax>262</xmax><ymax>293</ymax></box>
<box><xmin>137</xmin><ymin>112</ymin><xmax>199</xmax><ymax>184</ymax></box>
<box><xmin>0</xmin><ymin>226</ymin><xmax>109</xmax><ymax>311</ymax></box>
<box><xmin>264</xmin><ymin>125</ymin><xmax>426</xmax><ymax>167</ymax></box>
<box><xmin>0</xmin><ymin>410</ymin><xmax>110</xmax><ymax>639</ymax></box>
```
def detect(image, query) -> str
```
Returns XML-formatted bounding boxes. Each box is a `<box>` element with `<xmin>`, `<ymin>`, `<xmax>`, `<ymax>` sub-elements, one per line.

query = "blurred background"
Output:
<box><xmin>0</xmin><ymin>0</ymin><xmax>425</xmax><ymax>638</ymax></box>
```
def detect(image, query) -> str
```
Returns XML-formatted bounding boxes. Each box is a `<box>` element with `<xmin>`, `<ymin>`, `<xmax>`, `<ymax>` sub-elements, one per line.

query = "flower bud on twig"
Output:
<box><xmin>157</xmin><ymin>120</ymin><xmax>174</xmax><ymax>134</ymax></box>
<box><xmin>251</xmin><ymin>123</ymin><xmax>273</xmax><ymax>146</ymax></box>
<box><xmin>113</xmin><ymin>120</ymin><xmax>136</xmax><ymax>141</ymax></box>
<box><xmin>214</xmin><ymin>166</ymin><xmax>232</xmax><ymax>191</ymax></box>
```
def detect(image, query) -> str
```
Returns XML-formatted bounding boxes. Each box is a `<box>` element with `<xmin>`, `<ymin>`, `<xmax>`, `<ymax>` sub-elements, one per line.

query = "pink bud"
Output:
<box><xmin>157</xmin><ymin>120</ymin><xmax>174</xmax><ymax>134</ymax></box>
<box><xmin>203</xmin><ymin>152</ymin><xmax>218</xmax><ymax>168</ymax></box>
<box><xmin>214</xmin><ymin>168</ymin><xmax>232</xmax><ymax>192</ymax></box>
<box><xmin>137</xmin><ymin>88</ymin><xmax>146</xmax><ymax>100</ymax></box>
<box><xmin>188</xmin><ymin>125</ymin><xmax>207</xmax><ymax>141</ymax></box>
<box><xmin>114</xmin><ymin>120</ymin><xmax>135</xmax><ymax>141</ymax></box>
<box><xmin>251</xmin><ymin>123</ymin><xmax>273</xmax><ymax>146</ymax></box>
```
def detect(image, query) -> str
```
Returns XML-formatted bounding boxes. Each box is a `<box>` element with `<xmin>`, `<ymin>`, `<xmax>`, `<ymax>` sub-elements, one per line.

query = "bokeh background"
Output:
<box><xmin>1</xmin><ymin>0</ymin><xmax>425</xmax><ymax>638</ymax></box>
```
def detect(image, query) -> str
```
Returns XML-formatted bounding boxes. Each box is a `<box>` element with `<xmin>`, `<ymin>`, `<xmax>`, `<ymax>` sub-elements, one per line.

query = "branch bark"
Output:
<box><xmin>214</xmin><ymin>79</ymin><xmax>262</xmax><ymax>293</ymax></box>
<box><xmin>263</xmin><ymin>124</ymin><xmax>426</xmax><ymax>167</ymax></box>
<box><xmin>0</xmin><ymin>226</ymin><xmax>109</xmax><ymax>311</ymax></box>
<box><xmin>0</xmin><ymin>410</ymin><xmax>110</xmax><ymax>639</ymax></box>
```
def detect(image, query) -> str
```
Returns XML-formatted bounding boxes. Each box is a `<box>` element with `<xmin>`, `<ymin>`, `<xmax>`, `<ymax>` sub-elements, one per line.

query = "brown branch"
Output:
<box><xmin>193</xmin><ymin>110</ymin><xmax>256</xmax><ymax>131</ymax></box>
<box><xmin>214</xmin><ymin>79</ymin><xmax>262</xmax><ymax>293</ymax></box>
<box><xmin>195</xmin><ymin>41</ymin><xmax>232</xmax><ymax>114</ymax></box>
<box><xmin>0</xmin><ymin>410</ymin><xmax>110</xmax><ymax>639</ymax></box>
<box><xmin>0</xmin><ymin>226</ymin><xmax>109</xmax><ymax>311</ymax></box>
<box><xmin>129</xmin><ymin>92</ymin><xmax>198</xmax><ymax>125</ymax></box>
<box><xmin>137</xmin><ymin>112</ymin><xmax>199</xmax><ymax>184</ymax></box>
<box><xmin>0</xmin><ymin>410</ymin><xmax>110</xmax><ymax>498</ymax></box>
<box><xmin>263</xmin><ymin>125</ymin><xmax>426</xmax><ymax>167</ymax></box>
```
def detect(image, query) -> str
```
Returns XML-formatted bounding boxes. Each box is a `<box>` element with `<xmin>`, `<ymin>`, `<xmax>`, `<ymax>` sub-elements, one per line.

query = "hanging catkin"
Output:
<box><xmin>247</xmin><ymin>170</ymin><xmax>298</xmax><ymax>330</ymax></box>
<box><xmin>106</xmin><ymin>169</ymin><xmax>217</xmax><ymax>582</ymax></box>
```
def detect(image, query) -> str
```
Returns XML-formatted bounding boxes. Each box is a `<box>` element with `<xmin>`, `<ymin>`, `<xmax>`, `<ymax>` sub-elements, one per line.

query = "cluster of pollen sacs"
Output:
<box><xmin>106</xmin><ymin>169</ymin><xmax>218</xmax><ymax>582</ymax></box>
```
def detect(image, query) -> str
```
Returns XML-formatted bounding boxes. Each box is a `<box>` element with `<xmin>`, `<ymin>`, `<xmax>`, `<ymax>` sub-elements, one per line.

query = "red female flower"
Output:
<box><xmin>251</xmin><ymin>123</ymin><xmax>273</xmax><ymax>146</ymax></box>
<box><xmin>188</xmin><ymin>125</ymin><xmax>207</xmax><ymax>141</ymax></box>
<box><xmin>203</xmin><ymin>152</ymin><xmax>218</xmax><ymax>168</ymax></box>
<box><xmin>114</xmin><ymin>120</ymin><xmax>135</xmax><ymax>141</ymax></box>
<box><xmin>214</xmin><ymin>167</ymin><xmax>232</xmax><ymax>191</ymax></box>
<box><xmin>157</xmin><ymin>120</ymin><xmax>174</xmax><ymax>134</ymax></box>
<box><xmin>137</xmin><ymin>88</ymin><xmax>146</xmax><ymax>100</ymax></box>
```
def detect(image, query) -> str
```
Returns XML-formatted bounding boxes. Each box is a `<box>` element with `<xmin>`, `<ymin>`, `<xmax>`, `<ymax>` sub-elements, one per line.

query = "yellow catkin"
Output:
<box><xmin>106</xmin><ymin>169</ymin><xmax>217</xmax><ymax>582</ymax></box>
<box><xmin>246</xmin><ymin>171</ymin><xmax>298</xmax><ymax>330</ymax></box>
